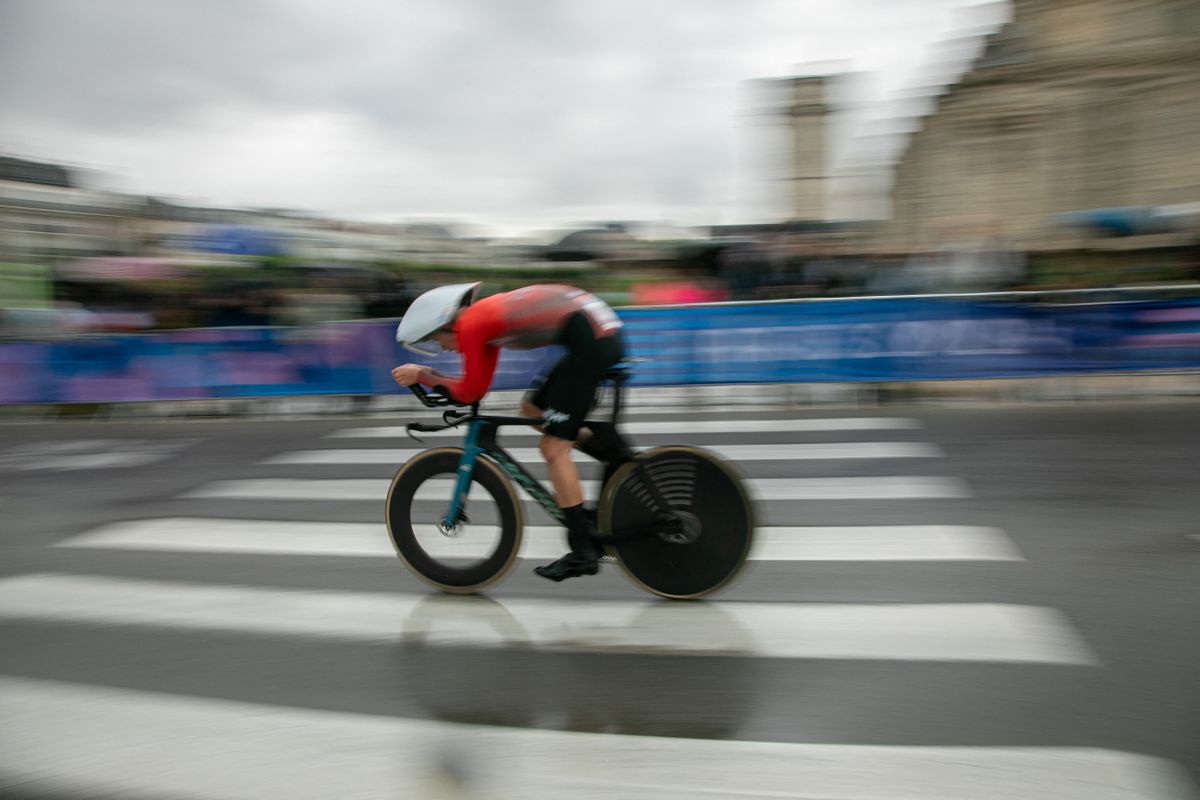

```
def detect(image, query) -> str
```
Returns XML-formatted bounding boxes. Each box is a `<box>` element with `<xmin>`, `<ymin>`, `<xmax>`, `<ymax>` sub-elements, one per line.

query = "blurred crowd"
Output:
<box><xmin>704</xmin><ymin>231</ymin><xmax>1200</xmax><ymax>302</ymax></box>
<box><xmin>713</xmin><ymin>237</ymin><xmax>1030</xmax><ymax>300</ymax></box>
<box><xmin>4</xmin><ymin>228</ymin><xmax>1200</xmax><ymax>340</ymax></box>
<box><xmin>0</xmin><ymin>261</ymin><xmax>417</xmax><ymax>338</ymax></box>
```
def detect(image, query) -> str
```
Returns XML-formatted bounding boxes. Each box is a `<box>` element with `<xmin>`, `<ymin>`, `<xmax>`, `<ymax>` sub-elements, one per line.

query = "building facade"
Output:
<box><xmin>878</xmin><ymin>0</ymin><xmax>1200</xmax><ymax>250</ymax></box>
<box><xmin>0</xmin><ymin>157</ymin><xmax>141</xmax><ymax>264</ymax></box>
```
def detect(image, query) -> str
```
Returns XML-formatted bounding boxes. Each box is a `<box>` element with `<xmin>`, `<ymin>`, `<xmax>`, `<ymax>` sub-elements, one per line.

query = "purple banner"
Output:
<box><xmin>3</xmin><ymin>296</ymin><xmax>1200</xmax><ymax>404</ymax></box>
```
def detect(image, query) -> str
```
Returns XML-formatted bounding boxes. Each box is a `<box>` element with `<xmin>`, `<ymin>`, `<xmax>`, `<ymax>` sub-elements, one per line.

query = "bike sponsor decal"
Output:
<box><xmin>489</xmin><ymin>451</ymin><xmax>565</xmax><ymax>521</ymax></box>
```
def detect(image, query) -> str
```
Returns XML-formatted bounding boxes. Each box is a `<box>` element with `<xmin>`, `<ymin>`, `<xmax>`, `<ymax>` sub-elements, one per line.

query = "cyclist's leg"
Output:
<box><xmin>524</xmin><ymin>325</ymin><xmax>625</xmax><ymax>452</ymax></box>
<box><xmin>574</xmin><ymin>330</ymin><xmax>627</xmax><ymax>471</ymax></box>
<box><xmin>537</xmin><ymin>317</ymin><xmax>622</xmax><ymax>483</ymax></box>
<box><xmin>533</xmin><ymin>316</ymin><xmax>620</xmax><ymax>581</ymax></box>
<box><xmin>525</xmin><ymin>398</ymin><xmax>628</xmax><ymax>467</ymax></box>
<box><xmin>540</xmin><ymin>433</ymin><xmax>585</xmax><ymax>508</ymax></box>
<box><xmin>575</xmin><ymin>419</ymin><xmax>633</xmax><ymax>466</ymax></box>
<box><xmin>520</xmin><ymin>345</ymin><xmax>595</xmax><ymax>568</ymax></box>
<box><xmin>533</xmin><ymin>357</ymin><xmax>600</xmax><ymax>580</ymax></box>
<box><xmin>520</xmin><ymin>358</ymin><xmax>562</xmax><ymax>425</ymax></box>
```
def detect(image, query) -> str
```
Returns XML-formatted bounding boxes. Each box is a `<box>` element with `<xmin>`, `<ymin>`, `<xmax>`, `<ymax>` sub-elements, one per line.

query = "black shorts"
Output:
<box><xmin>525</xmin><ymin>311</ymin><xmax>624</xmax><ymax>440</ymax></box>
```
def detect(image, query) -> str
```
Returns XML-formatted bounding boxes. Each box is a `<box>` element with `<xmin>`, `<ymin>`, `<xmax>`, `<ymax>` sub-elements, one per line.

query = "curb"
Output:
<box><xmin>3</xmin><ymin>373</ymin><xmax>1199</xmax><ymax>422</ymax></box>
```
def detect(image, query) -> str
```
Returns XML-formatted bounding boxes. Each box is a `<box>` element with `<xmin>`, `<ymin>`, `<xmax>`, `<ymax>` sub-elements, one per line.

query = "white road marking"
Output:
<box><xmin>329</xmin><ymin>417</ymin><xmax>924</xmax><ymax>438</ymax></box>
<box><xmin>57</xmin><ymin>519</ymin><xmax>1024</xmax><ymax>562</ymax></box>
<box><xmin>22</xmin><ymin>452</ymin><xmax>169</xmax><ymax>470</ymax></box>
<box><xmin>625</xmin><ymin>403</ymin><xmax>827</xmax><ymax>414</ymax></box>
<box><xmin>0</xmin><ymin>573</ymin><xmax>1095</xmax><ymax>664</ymax></box>
<box><xmin>179</xmin><ymin>476</ymin><xmax>972</xmax><ymax>501</ymax></box>
<box><xmin>752</xmin><ymin>525</ymin><xmax>1024</xmax><ymax>561</ymax></box>
<box><xmin>262</xmin><ymin>441</ymin><xmax>944</xmax><ymax>465</ymax></box>
<box><xmin>5</xmin><ymin>677</ymin><xmax>1193</xmax><ymax>800</ymax></box>
<box><xmin>0</xmin><ymin>438</ymin><xmax>198</xmax><ymax>471</ymax></box>
<box><xmin>58</xmin><ymin>520</ymin><xmax>1022</xmax><ymax>563</ymax></box>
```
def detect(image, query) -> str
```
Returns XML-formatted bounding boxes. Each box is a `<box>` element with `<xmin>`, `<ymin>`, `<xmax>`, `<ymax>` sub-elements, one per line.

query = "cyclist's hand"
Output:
<box><xmin>391</xmin><ymin>364</ymin><xmax>425</xmax><ymax>387</ymax></box>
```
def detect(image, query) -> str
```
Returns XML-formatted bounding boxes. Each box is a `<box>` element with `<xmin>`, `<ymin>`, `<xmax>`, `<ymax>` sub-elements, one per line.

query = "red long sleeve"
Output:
<box><xmin>414</xmin><ymin>285</ymin><xmax>618</xmax><ymax>404</ymax></box>
<box><xmin>416</xmin><ymin>299</ymin><xmax>503</xmax><ymax>404</ymax></box>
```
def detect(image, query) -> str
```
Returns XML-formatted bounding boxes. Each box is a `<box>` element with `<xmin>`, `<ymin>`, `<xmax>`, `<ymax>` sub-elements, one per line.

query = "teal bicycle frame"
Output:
<box><xmin>443</xmin><ymin>415</ymin><xmax>567</xmax><ymax>528</ymax></box>
<box><xmin>408</xmin><ymin>362</ymin><xmax>649</xmax><ymax>535</ymax></box>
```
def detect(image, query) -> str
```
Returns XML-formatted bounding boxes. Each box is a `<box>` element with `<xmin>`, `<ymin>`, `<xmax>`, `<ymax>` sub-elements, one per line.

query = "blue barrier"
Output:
<box><xmin>619</xmin><ymin>296</ymin><xmax>1200</xmax><ymax>384</ymax></box>
<box><xmin>2</xmin><ymin>295</ymin><xmax>1199</xmax><ymax>404</ymax></box>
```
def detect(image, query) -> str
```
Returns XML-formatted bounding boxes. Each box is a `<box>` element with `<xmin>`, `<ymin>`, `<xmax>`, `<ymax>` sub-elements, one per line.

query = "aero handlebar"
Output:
<box><xmin>405</xmin><ymin>386</ymin><xmax>475</xmax><ymax>441</ymax></box>
<box><xmin>409</xmin><ymin>384</ymin><xmax>456</xmax><ymax>408</ymax></box>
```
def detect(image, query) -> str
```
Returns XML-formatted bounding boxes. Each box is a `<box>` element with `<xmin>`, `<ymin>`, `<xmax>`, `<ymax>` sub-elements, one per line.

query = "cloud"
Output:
<box><xmin>0</xmin><ymin>0</ymin><xmax>1002</xmax><ymax>232</ymax></box>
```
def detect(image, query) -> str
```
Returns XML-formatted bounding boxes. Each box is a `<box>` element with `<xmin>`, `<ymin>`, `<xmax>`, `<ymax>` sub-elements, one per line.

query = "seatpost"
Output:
<box><xmin>610</xmin><ymin>372</ymin><xmax>625</xmax><ymax>425</ymax></box>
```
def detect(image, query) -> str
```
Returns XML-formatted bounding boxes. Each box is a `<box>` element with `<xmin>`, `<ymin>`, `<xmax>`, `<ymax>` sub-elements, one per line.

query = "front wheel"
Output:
<box><xmin>598</xmin><ymin>445</ymin><xmax>755</xmax><ymax>599</ymax></box>
<box><xmin>386</xmin><ymin>447</ymin><xmax>524</xmax><ymax>594</ymax></box>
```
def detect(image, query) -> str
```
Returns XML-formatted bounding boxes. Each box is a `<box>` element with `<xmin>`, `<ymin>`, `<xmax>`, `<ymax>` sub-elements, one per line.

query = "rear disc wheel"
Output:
<box><xmin>599</xmin><ymin>445</ymin><xmax>754</xmax><ymax>599</ymax></box>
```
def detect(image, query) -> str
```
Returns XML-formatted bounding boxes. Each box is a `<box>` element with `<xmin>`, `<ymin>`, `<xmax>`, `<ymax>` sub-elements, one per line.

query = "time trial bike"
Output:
<box><xmin>385</xmin><ymin>362</ymin><xmax>755</xmax><ymax>599</ymax></box>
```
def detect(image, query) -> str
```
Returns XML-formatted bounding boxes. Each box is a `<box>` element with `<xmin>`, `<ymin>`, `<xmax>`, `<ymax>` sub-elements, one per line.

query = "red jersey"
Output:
<box><xmin>421</xmin><ymin>284</ymin><xmax>621</xmax><ymax>404</ymax></box>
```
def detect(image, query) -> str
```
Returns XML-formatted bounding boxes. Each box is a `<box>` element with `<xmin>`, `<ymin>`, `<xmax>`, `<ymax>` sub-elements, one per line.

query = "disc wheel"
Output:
<box><xmin>598</xmin><ymin>445</ymin><xmax>755</xmax><ymax>599</ymax></box>
<box><xmin>386</xmin><ymin>447</ymin><xmax>523</xmax><ymax>594</ymax></box>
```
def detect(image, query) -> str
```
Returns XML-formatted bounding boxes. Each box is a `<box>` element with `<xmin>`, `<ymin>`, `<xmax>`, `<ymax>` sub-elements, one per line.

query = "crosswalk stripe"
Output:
<box><xmin>262</xmin><ymin>441</ymin><xmax>944</xmax><ymax>465</ymax></box>
<box><xmin>0</xmin><ymin>438</ymin><xmax>199</xmax><ymax>471</ymax></box>
<box><xmin>620</xmin><ymin>403</ymin><xmax>822</xmax><ymax>414</ymax></box>
<box><xmin>56</xmin><ymin>519</ymin><xmax>1024</xmax><ymax>562</ymax></box>
<box><xmin>6</xmin><ymin>676</ymin><xmax>1194</xmax><ymax>800</ymax></box>
<box><xmin>179</xmin><ymin>476</ymin><xmax>972</xmax><ymax>501</ymax></box>
<box><xmin>329</xmin><ymin>418</ymin><xmax>924</xmax><ymax>438</ymax></box>
<box><xmin>0</xmin><ymin>573</ymin><xmax>1095</xmax><ymax>664</ymax></box>
<box><xmin>752</xmin><ymin>525</ymin><xmax>1024</xmax><ymax>560</ymax></box>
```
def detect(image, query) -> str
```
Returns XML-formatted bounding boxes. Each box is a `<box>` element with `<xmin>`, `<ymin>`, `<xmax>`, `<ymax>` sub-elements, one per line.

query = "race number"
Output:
<box><xmin>580</xmin><ymin>295</ymin><xmax>622</xmax><ymax>333</ymax></box>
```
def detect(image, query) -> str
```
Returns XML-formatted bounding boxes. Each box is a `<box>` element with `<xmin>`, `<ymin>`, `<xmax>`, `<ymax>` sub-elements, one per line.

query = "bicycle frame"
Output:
<box><xmin>409</xmin><ymin>362</ymin><xmax>675</xmax><ymax>536</ymax></box>
<box><xmin>443</xmin><ymin>415</ymin><xmax>567</xmax><ymax>528</ymax></box>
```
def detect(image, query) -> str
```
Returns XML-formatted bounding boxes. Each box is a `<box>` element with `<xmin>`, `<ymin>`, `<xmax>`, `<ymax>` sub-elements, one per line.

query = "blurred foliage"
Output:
<box><xmin>13</xmin><ymin>255</ymin><xmax>695</xmax><ymax>331</ymax></box>
<box><xmin>0</xmin><ymin>262</ymin><xmax>53</xmax><ymax>307</ymax></box>
<box><xmin>8</xmin><ymin>240</ymin><xmax>1197</xmax><ymax>335</ymax></box>
<box><xmin>1027</xmin><ymin>248</ymin><xmax>1196</xmax><ymax>289</ymax></box>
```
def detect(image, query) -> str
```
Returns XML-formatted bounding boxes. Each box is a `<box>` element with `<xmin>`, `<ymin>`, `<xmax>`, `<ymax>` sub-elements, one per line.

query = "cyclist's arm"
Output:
<box><xmin>417</xmin><ymin>337</ymin><xmax>498</xmax><ymax>405</ymax></box>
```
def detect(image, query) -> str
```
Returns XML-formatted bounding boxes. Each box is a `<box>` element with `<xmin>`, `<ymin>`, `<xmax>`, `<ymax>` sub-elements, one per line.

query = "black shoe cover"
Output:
<box><xmin>534</xmin><ymin>551</ymin><xmax>600</xmax><ymax>582</ymax></box>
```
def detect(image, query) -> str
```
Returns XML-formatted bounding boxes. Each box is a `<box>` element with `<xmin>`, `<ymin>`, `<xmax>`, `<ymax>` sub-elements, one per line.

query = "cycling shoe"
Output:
<box><xmin>534</xmin><ymin>551</ymin><xmax>600</xmax><ymax>582</ymax></box>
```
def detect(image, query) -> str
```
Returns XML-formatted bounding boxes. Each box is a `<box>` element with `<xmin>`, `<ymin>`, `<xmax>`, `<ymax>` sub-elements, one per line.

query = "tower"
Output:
<box><xmin>781</xmin><ymin>76</ymin><xmax>829</xmax><ymax>222</ymax></box>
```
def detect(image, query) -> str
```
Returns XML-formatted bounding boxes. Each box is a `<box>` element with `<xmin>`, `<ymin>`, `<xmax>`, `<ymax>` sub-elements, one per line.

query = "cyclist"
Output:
<box><xmin>391</xmin><ymin>282</ymin><xmax>625</xmax><ymax>581</ymax></box>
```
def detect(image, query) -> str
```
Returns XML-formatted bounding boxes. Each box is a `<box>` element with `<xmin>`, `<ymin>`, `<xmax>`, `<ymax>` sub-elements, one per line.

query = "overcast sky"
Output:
<box><xmin>0</xmin><ymin>0</ymin><xmax>1005</xmax><ymax>237</ymax></box>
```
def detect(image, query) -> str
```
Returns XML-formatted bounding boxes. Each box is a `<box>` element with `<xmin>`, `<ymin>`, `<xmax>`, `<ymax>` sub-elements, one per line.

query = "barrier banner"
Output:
<box><xmin>619</xmin><ymin>297</ymin><xmax>1200</xmax><ymax>385</ymax></box>
<box><xmin>2</xmin><ymin>296</ymin><xmax>1199</xmax><ymax>404</ymax></box>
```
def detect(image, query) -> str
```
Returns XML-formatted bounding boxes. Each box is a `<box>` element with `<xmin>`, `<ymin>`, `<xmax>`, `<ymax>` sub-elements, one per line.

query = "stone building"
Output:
<box><xmin>0</xmin><ymin>156</ymin><xmax>141</xmax><ymax>264</ymax></box>
<box><xmin>877</xmin><ymin>0</ymin><xmax>1200</xmax><ymax>252</ymax></box>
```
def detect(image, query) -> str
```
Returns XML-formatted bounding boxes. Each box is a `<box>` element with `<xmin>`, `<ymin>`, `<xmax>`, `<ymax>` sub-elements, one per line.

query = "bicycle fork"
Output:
<box><xmin>442</xmin><ymin>421</ymin><xmax>484</xmax><ymax>533</ymax></box>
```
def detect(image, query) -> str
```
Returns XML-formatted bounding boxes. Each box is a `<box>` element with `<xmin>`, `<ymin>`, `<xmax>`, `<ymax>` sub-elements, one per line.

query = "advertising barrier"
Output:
<box><xmin>2</xmin><ymin>294</ymin><xmax>1199</xmax><ymax>404</ymax></box>
<box><xmin>620</xmin><ymin>295</ymin><xmax>1200</xmax><ymax>385</ymax></box>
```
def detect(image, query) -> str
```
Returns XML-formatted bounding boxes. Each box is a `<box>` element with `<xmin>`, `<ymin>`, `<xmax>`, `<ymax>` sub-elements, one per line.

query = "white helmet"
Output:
<box><xmin>395</xmin><ymin>282</ymin><xmax>481</xmax><ymax>355</ymax></box>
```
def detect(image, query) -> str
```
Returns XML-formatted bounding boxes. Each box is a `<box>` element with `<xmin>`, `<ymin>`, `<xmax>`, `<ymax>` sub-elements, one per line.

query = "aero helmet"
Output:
<box><xmin>395</xmin><ymin>282</ymin><xmax>481</xmax><ymax>355</ymax></box>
